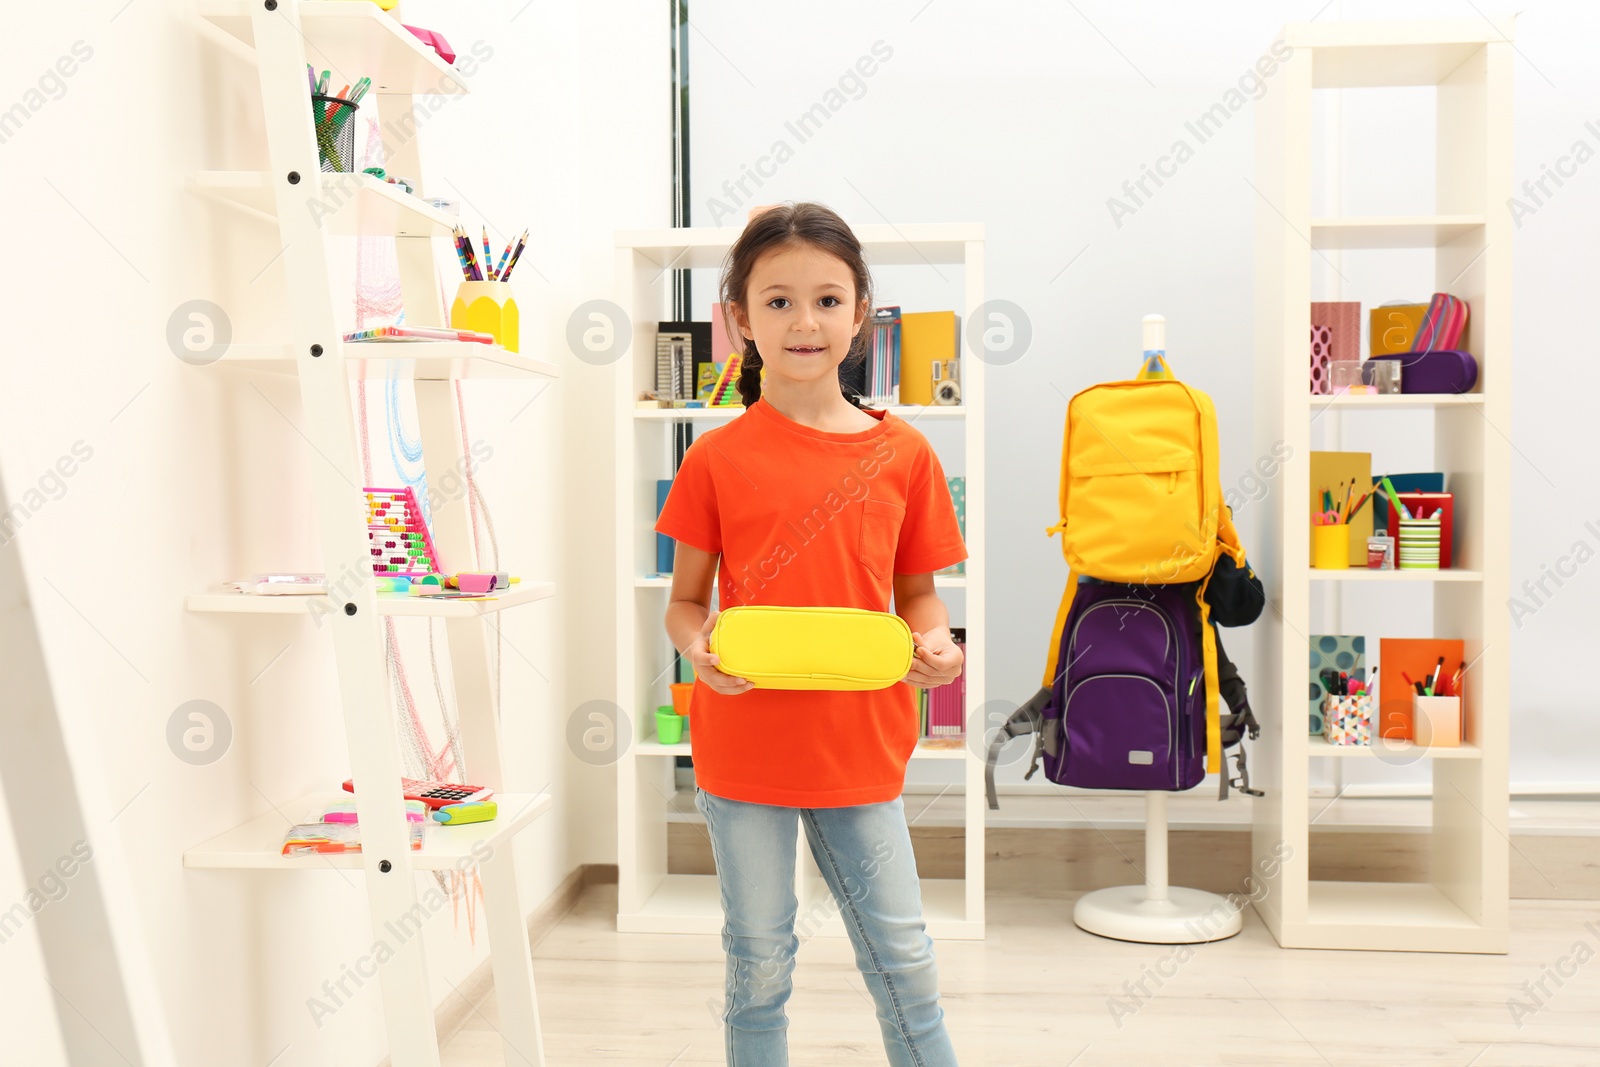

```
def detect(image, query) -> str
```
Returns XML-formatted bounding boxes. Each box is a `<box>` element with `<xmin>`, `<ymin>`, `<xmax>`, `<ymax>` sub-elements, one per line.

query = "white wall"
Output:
<box><xmin>680</xmin><ymin>0</ymin><xmax>1600</xmax><ymax>793</ymax></box>
<box><xmin>0</xmin><ymin>0</ymin><xmax>661</xmax><ymax>1063</ymax></box>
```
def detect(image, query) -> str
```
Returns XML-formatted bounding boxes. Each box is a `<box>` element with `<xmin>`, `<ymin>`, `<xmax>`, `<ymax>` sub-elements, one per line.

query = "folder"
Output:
<box><xmin>899</xmin><ymin>311</ymin><xmax>958</xmax><ymax>407</ymax></box>
<box><xmin>1378</xmin><ymin>637</ymin><xmax>1463</xmax><ymax>740</ymax></box>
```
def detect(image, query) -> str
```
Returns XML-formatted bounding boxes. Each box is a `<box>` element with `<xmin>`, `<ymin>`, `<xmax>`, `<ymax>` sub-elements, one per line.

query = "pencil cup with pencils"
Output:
<box><xmin>312</xmin><ymin>94</ymin><xmax>359</xmax><ymax>172</ymax></box>
<box><xmin>1311</xmin><ymin>524</ymin><xmax>1349</xmax><ymax>569</ymax></box>
<box><xmin>449</xmin><ymin>225</ymin><xmax>528</xmax><ymax>351</ymax></box>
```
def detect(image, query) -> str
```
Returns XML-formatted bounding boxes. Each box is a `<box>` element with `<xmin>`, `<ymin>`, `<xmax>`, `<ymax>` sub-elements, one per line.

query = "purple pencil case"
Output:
<box><xmin>1367</xmin><ymin>350</ymin><xmax>1478</xmax><ymax>395</ymax></box>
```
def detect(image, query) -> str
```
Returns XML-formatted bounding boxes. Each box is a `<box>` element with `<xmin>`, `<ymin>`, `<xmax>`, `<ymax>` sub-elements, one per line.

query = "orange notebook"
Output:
<box><xmin>1378</xmin><ymin>637</ymin><xmax>1464</xmax><ymax>740</ymax></box>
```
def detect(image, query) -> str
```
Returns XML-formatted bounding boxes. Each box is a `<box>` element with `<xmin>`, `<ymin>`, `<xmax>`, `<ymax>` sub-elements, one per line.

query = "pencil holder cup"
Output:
<box><xmin>1398</xmin><ymin>517</ymin><xmax>1442</xmax><ymax>570</ymax></box>
<box><xmin>1311</xmin><ymin>523</ymin><xmax>1349</xmax><ymax>569</ymax></box>
<box><xmin>311</xmin><ymin>94</ymin><xmax>359</xmax><ymax>172</ymax></box>
<box><xmin>451</xmin><ymin>281</ymin><xmax>519</xmax><ymax>352</ymax></box>
<box><xmin>655</xmin><ymin>707</ymin><xmax>685</xmax><ymax>745</ymax></box>
<box><xmin>1322</xmin><ymin>693</ymin><xmax>1373</xmax><ymax>746</ymax></box>
<box><xmin>1413</xmin><ymin>694</ymin><xmax>1461</xmax><ymax>748</ymax></box>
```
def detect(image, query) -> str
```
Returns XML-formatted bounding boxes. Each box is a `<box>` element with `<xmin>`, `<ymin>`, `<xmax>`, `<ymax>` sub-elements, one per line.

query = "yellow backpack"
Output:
<box><xmin>1042</xmin><ymin>355</ymin><xmax>1247</xmax><ymax>774</ymax></box>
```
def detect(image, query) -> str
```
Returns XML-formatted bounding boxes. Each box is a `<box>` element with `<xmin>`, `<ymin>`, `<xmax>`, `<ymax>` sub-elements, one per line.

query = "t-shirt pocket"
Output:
<box><xmin>859</xmin><ymin>498</ymin><xmax>904</xmax><ymax>580</ymax></box>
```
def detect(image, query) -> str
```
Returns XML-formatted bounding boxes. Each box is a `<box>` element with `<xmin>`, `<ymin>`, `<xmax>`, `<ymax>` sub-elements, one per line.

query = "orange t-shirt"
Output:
<box><xmin>653</xmin><ymin>396</ymin><xmax>967</xmax><ymax>807</ymax></box>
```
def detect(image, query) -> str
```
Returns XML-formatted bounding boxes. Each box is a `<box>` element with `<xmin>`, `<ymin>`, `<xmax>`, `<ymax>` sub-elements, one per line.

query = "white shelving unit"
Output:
<box><xmin>613</xmin><ymin>225</ymin><xmax>988</xmax><ymax>939</ymax></box>
<box><xmin>1252</xmin><ymin>19</ymin><xmax>1513</xmax><ymax>953</ymax></box>
<box><xmin>190</xmin><ymin>3</ymin><xmax>557</xmax><ymax>1063</ymax></box>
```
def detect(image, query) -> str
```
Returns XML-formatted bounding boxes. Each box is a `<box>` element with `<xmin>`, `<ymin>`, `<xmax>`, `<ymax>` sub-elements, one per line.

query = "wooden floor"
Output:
<box><xmin>439</xmin><ymin>880</ymin><xmax>1600</xmax><ymax>1066</ymax></box>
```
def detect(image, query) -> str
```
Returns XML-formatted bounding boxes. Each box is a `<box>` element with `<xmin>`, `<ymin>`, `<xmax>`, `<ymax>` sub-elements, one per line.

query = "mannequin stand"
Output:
<box><xmin>1072</xmin><ymin>791</ymin><xmax>1242</xmax><ymax>944</ymax></box>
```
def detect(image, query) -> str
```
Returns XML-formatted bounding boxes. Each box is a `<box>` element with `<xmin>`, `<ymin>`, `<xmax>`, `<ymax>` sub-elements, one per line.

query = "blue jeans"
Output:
<box><xmin>694</xmin><ymin>785</ymin><xmax>960</xmax><ymax>1067</ymax></box>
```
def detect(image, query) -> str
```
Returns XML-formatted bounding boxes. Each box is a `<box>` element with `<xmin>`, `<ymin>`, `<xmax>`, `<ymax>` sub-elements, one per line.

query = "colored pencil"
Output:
<box><xmin>492</xmin><ymin>229</ymin><xmax>522</xmax><ymax>281</ymax></box>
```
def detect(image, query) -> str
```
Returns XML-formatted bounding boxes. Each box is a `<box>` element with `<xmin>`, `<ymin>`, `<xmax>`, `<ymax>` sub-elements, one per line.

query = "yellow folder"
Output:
<box><xmin>898</xmin><ymin>311</ymin><xmax>958</xmax><ymax>406</ymax></box>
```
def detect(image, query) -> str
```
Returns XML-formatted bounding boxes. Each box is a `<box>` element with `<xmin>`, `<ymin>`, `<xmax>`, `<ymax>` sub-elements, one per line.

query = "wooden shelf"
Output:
<box><xmin>1309</xmin><ymin>393</ymin><xmax>1483</xmax><ymax>410</ymax></box>
<box><xmin>186</xmin><ymin>582</ymin><xmax>556</xmax><ymax>618</ymax></box>
<box><xmin>191</xmin><ymin>172</ymin><xmax>454</xmax><ymax>238</ymax></box>
<box><xmin>199</xmin><ymin>0</ymin><xmax>467</xmax><ymax>96</ymax></box>
<box><xmin>617</xmin><ymin>224</ymin><xmax>982</xmax><ymax>270</ymax></box>
<box><xmin>633</xmin><ymin>404</ymin><xmax>965</xmax><ymax>422</ymax></box>
<box><xmin>1309</xmin><ymin>568</ymin><xmax>1483</xmax><ymax>582</ymax></box>
<box><xmin>212</xmin><ymin>341</ymin><xmax>559</xmax><ymax>381</ymax></box>
<box><xmin>184</xmin><ymin>791</ymin><xmax>553</xmax><ymax>871</ymax></box>
<box><xmin>1307</xmin><ymin>736</ymin><xmax>1482</xmax><ymax>760</ymax></box>
<box><xmin>1309</xmin><ymin>215</ymin><xmax>1484</xmax><ymax>250</ymax></box>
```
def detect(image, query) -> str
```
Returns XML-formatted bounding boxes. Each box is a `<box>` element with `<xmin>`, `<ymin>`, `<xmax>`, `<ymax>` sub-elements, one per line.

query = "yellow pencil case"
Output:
<box><xmin>709</xmin><ymin>605</ymin><xmax>914</xmax><ymax>691</ymax></box>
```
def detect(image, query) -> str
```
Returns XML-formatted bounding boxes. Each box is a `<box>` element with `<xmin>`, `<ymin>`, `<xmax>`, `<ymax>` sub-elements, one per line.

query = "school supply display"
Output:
<box><xmin>1309</xmin><ymin>635</ymin><xmax>1366</xmax><ymax>735</ymax></box>
<box><xmin>366</xmin><ymin>487</ymin><xmax>442</xmax><ymax>576</ymax></box>
<box><xmin>1377</xmin><ymin>638</ymin><xmax>1464</xmax><ymax>739</ymax></box>
<box><xmin>708</xmin><ymin>605</ymin><xmax>914</xmax><ymax>691</ymax></box>
<box><xmin>342</xmin><ymin>776</ymin><xmax>494</xmax><ymax>809</ymax></box>
<box><xmin>430</xmin><ymin>801</ymin><xmax>497</xmax><ymax>825</ymax></box>
<box><xmin>1366</xmin><ymin>349</ymin><xmax>1478</xmax><ymax>394</ymax></box>
<box><xmin>344</xmin><ymin>325</ymin><xmax>497</xmax><ymax>344</ymax></box>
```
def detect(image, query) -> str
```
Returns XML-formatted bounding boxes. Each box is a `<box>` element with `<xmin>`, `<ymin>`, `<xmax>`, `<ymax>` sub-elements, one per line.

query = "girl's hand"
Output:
<box><xmin>903</xmin><ymin>630</ymin><xmax>964</xmax><ymax>689</ymax></box>
<box><xmin>687</xmin><ymin>610</ymin><xmax>754</xmax><ymax>696</ymax></box>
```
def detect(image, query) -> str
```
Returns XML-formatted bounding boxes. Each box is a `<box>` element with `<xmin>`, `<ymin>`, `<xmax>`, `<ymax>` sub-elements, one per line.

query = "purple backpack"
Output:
<box><xmin>985</xmin><ymin>576</ymin><xmax>1262</xmax><ymax>803</ymax></box>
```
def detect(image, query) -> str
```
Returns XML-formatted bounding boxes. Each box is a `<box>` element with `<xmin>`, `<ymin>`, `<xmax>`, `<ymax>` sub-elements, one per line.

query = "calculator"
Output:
<box><xmin>342</xmin><ymin>777</ymin><xmax>495</xmax><ymax>810</ymax></box>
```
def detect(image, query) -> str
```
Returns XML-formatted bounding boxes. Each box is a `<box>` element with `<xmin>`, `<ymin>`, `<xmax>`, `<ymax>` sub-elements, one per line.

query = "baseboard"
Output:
<box><xmin>664</xmin><ymin>823</ymin><xmax>1600</xmax><ymax>901</ymax></box>
<box><xmin>379</xmin><ymin>863</ymin><xmax>614</xmax><ymax>1066</ymax></box>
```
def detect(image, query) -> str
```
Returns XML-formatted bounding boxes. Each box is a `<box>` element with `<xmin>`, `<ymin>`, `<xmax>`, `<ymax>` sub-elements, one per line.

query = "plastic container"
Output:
<box><xmin>655</xmin><ymin>707</ymin><xmax>684</xmax><ymax>745</ymax></box>
<box><xmin>669</xmin><ymin>681</ymin><xmax>693</xmax><ymax>719</ymax></box>
<box><xmin>1311</xmin><ymin>523</ymin><xmax>1350</xmax><ymax>569</ymax></box>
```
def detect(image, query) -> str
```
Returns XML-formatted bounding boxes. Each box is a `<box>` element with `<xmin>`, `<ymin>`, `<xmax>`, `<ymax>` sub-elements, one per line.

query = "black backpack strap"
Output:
<box><xmin>985</xmin><ymin>686</ymin><xmax>1052</xmax><ymax>810</ymax></box>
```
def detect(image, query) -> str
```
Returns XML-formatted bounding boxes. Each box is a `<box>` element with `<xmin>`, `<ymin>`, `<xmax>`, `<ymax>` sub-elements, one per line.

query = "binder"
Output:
<box><xmin>899</xmin><ymin>311</ymin><xmax>959</xmax><ymax>406</ymax></box>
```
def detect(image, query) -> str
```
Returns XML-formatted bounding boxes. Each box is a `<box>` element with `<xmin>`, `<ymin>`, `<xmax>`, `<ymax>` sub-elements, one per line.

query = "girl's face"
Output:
<box><xmin>733</xmin><ymin>243</ymin><xmax>867</xmax><ymax>390</ymax></box>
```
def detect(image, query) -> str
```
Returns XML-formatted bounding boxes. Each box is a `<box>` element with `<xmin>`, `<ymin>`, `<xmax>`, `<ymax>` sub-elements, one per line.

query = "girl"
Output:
<box><xmin>655</xmin><ymin>202</ymin><xmax>966</xmax><ymax>1067</ymax></box>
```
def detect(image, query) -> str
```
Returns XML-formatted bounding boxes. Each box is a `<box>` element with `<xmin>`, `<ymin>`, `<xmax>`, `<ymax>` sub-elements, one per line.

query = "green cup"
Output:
<box><xmin>655</xmin><ymin>706</ymin><xmax>684</xmax><ymax>744</ymax></box>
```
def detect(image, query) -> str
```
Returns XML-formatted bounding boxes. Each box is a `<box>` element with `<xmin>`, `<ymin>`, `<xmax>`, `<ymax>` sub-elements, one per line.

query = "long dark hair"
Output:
<box><xmin>718</xmin><ymin>202</ymin><xmax>872</xmax><ymax>409</ymax></box>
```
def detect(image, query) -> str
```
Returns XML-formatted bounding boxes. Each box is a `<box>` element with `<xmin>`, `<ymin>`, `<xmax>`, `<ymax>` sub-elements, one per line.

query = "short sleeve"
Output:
<box><xmin>654</xmin><ymin>436</ymin><xmax>722</xmax><ymax>554</ymax></box>
<box><xmin>893</xmin><ymin>444</ymin><xmax>967</xmax><ymax>575</ymax></box>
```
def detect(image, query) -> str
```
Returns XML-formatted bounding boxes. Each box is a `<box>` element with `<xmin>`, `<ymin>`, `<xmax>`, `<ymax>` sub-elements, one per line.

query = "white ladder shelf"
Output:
<box><xmin>190</xmin><ymin>3</ymin><xmax>557</xmax><ymax>1063</ymax></box>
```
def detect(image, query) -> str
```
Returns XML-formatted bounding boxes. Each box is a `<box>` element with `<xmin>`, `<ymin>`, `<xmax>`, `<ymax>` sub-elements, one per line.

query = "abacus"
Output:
<box><xmin>364</xmin><ymin>487</ymin><xmax>443</xmax><ymax>576</ymax></box>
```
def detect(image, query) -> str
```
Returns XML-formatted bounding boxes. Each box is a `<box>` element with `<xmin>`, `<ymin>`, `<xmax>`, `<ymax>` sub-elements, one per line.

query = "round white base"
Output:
<box><xmin>1073</xmin><ymin>885</ymin><xmax>1243</xmax><ymax>944</ymax></box>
